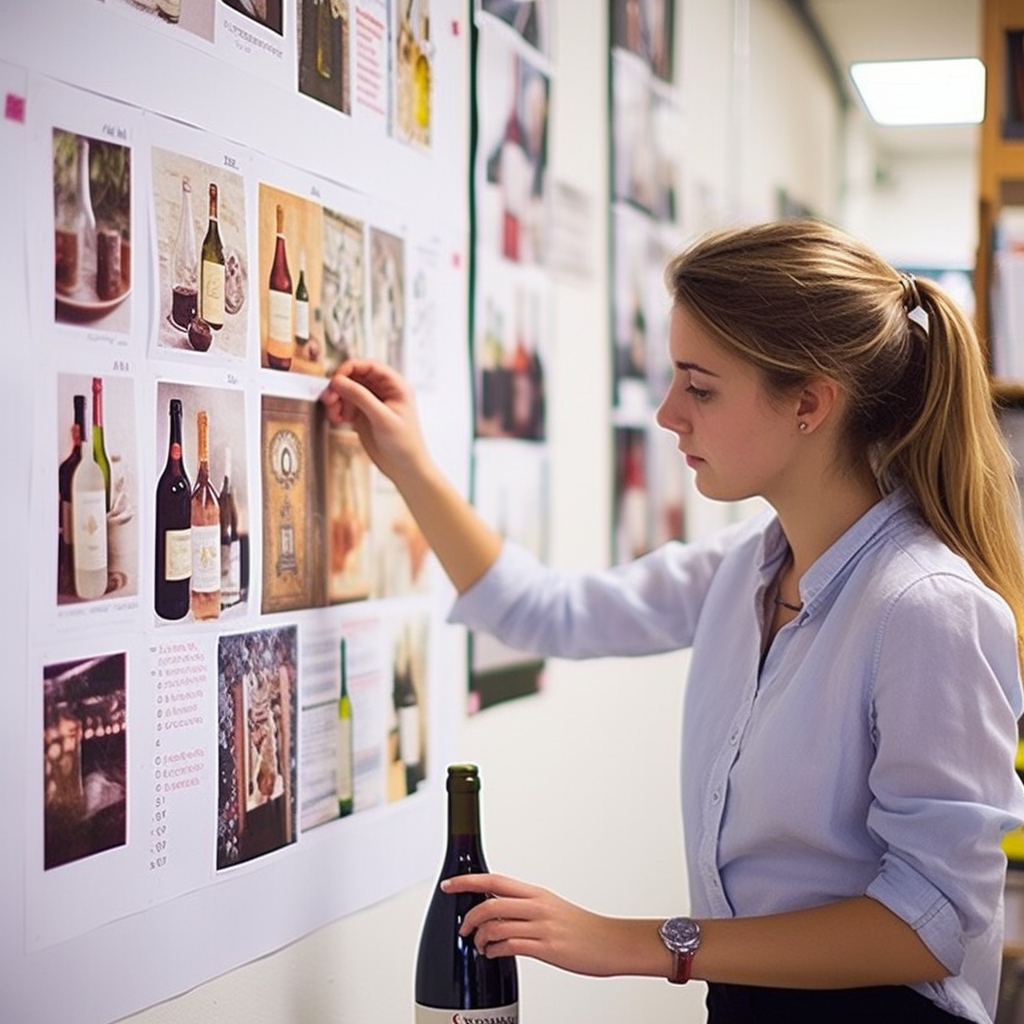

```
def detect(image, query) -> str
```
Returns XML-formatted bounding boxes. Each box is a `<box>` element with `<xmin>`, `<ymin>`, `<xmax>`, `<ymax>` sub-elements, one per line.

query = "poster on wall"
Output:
<box><xmin>2</xmin><ymin>2</ymin><xmax>469</xmax><ymax>1022</ymax></box>
<box><xmin>607</xmin><ymin>0</ymin><xmax>687</xmax><ymax>555</ymax></box>
<box><xmin>468</xmin><ymin>0</ymin><xmax>552</xmax><ymax>711</ymax></box>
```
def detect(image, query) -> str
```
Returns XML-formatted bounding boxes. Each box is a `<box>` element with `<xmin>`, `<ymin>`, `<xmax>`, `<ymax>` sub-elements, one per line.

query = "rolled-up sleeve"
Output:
<box><xmin>865</xmin><ymin>573</ymin><xmax>1024</xmax><ymax>973</ymax></box>
<box><xmin>449</xmin><ymin>520</ymin><xmax>757</xmax><ymax>660</ymax></box>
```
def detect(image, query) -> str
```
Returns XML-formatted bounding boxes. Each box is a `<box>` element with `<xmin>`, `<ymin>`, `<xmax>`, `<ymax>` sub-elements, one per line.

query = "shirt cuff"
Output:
<box><xmin>866</xmin><ymin>857</ymin><xmax>966</xmax><ymax>974</ymax></box>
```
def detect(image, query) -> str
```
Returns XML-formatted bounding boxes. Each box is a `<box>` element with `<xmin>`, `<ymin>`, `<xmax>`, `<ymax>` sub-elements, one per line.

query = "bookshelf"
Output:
<box><xmin>977</xmin><ymin>0</ymin><xmax>1024</xmax><ymax>404</ymax></box>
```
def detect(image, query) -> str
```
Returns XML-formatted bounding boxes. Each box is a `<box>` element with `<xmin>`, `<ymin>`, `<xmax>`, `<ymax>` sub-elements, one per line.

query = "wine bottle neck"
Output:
<box><xmin>196</xmin><ymin>412</ymin><xmax>210</xmax><ymax>465</ymax></box>
<box><xmin>446</xmin><ymin>791</ymin><xmax>482</xmax><ymax>843</ymax></box>
<box><xmin>77</xmin><ymin>140</ymin><xmax>91</xmax><ymax>201</ymax></box>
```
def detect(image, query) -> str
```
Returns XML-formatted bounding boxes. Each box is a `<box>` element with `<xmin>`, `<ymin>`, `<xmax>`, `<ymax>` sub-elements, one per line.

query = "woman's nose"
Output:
<box><xmin>656</xmin><ymin>392</ymin><xmax>689</xmax><ymax>434</ymax></box>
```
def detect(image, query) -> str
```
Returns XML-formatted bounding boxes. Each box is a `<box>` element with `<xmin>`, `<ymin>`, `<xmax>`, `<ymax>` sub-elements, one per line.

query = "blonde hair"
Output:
<box><xmin>665</xmin><ymin>218</ymin><xmax>1024</xmax><ymax>674</ymax></box>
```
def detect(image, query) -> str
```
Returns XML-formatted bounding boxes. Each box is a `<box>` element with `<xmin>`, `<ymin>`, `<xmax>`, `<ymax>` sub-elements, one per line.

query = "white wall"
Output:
<box><xmin>843</xmin><ymin>128</ymin><xmax>978</xmax><ymax>270</ymax></box>
<box><xmin>118</xmin><ymin>2</ymin><xmax>849</xmax><ymax>1022</ymax></box>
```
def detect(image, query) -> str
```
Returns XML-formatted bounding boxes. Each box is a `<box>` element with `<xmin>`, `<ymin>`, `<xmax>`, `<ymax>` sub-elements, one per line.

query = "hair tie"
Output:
<box><xmin>898</xmin><ymin>272</ymin><xmax>921</xmax><ymax>313</ymax></box>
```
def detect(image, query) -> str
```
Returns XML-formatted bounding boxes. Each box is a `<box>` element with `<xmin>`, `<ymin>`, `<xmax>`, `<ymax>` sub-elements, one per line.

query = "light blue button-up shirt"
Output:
<box><xmin>450</xmin><ymin>489</ymin><xmax>1024</xmax><ymax>1023</ymax></box>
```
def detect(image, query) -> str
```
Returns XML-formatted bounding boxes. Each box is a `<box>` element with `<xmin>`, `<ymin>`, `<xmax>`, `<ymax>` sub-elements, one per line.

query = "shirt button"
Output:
<box><xmin>729</xmin><ymin>732</ymin><xmax>739</xmax><ymax>745</ymax></box>
<box><xmin>711</xmin><ymin>790</ymin><xmax>721</xmax><ymax>804</ymax></box>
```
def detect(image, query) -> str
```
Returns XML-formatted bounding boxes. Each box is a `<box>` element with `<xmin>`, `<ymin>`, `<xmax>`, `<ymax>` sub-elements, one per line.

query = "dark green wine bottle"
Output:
<box><xmin>414</xmin><ymin>764</ymin><xmax>518</xmax><ymax>1022</ymax></box>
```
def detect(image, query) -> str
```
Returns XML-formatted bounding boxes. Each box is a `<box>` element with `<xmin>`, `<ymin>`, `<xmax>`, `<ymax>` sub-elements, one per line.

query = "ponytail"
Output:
<box><xmin>880</xmin><ymin>280</ymin><xmax>1024</xmax><ymax>673</ymax></box>
<box><xmin>666</xmin><ymin>219</ymin><xmax>1024</xmax><ymax>677</ymax></box>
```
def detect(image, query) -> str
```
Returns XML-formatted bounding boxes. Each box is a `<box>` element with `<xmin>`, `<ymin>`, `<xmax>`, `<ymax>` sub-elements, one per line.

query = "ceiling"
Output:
<box><xmin>803</xmin><ymin>0</ymin><xmax>981</xmax><ymax>158</ymax></box>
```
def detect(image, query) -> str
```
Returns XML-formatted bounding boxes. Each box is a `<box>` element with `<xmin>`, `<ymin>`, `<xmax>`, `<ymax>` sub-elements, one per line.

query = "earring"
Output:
<box><xmin>798</xmin><ymin>421</ymin><xmax>808</xmax><ymax>432</ymax></box>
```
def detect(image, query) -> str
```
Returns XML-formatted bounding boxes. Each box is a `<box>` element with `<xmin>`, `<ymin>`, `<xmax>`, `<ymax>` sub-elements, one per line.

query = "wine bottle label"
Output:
<box><xmin>73</xmin><ymin>490</ymin><xmax>107</xmax><ymax>571</ymax></box>
<box><xmin>398</xmin><ymin>705</ymin><xmax>421</xmax><ymax>766</ymax></box>
<box><xmin>202</xmin><ymin>260</ymin><xmax>225</xmax><ymax>325</ymax></box>
<box><xmin>191</xmin><ymin>525</ymin><xmax>221</xmax><ymax>592</ymax></box>
<box><xmin>337</xmin><ymin>718</ymin><xmax>353</xmax><ymax>801</ymax></box>
<box><xmin>165</xmin><ymin>528</ymin><xmax>192</xmax><ymax>582</ymax></box>
<box><xmin>295</xmin><ymin>299</ymin><xmax>310</xmax><ymax>343</ymax></box>
<box><xmin>267</xmin><ymin>290</ymin><xmax>293</xmax><ymax>358</ymax></box>
<box><xmin>414</xmin><ymin>1003</ymin><xmax>518</xmax><ymax>1023</ymax></box>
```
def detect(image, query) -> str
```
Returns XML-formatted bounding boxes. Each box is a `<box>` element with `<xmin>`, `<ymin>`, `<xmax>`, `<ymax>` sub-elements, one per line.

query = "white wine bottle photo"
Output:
<box><xmin>57</xmin><ymin>373</ymin><xmax>139</xmax><ymax>606</ymax></box>
<box><xmin>151</xmin><ymin>145</ymin><xmax>249</xmax><ymax>358</ymax></box>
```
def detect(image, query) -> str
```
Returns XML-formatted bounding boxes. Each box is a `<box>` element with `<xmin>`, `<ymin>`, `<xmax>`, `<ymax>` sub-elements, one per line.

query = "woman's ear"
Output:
<box><xmin>795</xmin><ymin>377</ymin><xmax>841</xmax><ymax>433</ymax></box>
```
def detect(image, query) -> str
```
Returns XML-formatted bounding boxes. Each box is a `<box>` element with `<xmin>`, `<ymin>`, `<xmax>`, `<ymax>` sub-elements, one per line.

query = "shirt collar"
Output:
<box><xmin>757</xmin><ymin>487</ymin><xmax>917</xmax><ymax>619</ymax></box>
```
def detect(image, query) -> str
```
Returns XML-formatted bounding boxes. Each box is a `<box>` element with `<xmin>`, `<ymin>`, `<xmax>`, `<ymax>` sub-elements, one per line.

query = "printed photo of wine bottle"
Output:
<box><xmin>294</xmin><ymin>249</ymin><xmax>310</xmax><ymax>352</ymax></box>
<box><xmin>336</xmin><ymin>637</ymin><xmax>354</xmax><ymax>817</ymax></box>
<box><xmin>258</xmin><ymin>184</ymin><xmax>326</xmax><ymax>376</ymax></box>
<box><xmin>151</xmin><ymin>146</ymin><xmax>249</xmax><ymax>358</ymax></box>
<box><xmin>190</xmin><ymin>410</ymin><xmax>222</xmax><ymax>620</ymax></box>
<box><xmin>266</xmin><ymin>203</ymin><xmax>293</xmax><ymax>370</ymax></box>
<box><xmin>154</xmin><ymin>381</ymin><xmax>249</xmax><ymax>623</ymax></box>
<box><xmin>57</xmin><ymin>393</ymin><xmax>86</xmax><ymax>597</ymax></box>
<box><xmin>474</xmin><ymin>283</ymin><xmax>546</xmax><ymax>441</ymax></box>
<box><xmin>394</xmin><ymin>0</ymin><xmax>432</xmax><ymax>149</ymax></box>
<box><xmin>72</xmin><ymin>411</ymin><xmax>108</xmax><ymax>602</ymax></box>
<box><xmin>387</xmin><ymin>619</ymin><xmax>428</xmax><ymax>801</ymax></box>
<box><xmin>56</xmin><ymin>374</ymin><xmax>139</xmax><ymax>607</ymax></box>
<box><xmin>478</xmin><ymin>37</ymin><xmax>550</xmax><ymax>267</ymax></box>
<box><xmin>154</xmin><ymin>397</ymin><xmax>192</xmax><ymax>620</ymax></box>
<box><xmin>52</xmin><ymin>129</ymin><xmax>133</xmax><ymax>333</ymax></box>
<box><xmin>219</xmin><ymin>446</ymin><xmax>242</xmax><ymax>610</ymax></box>
<box><xmin>297</xmin><ymin>0</ymin><xmax>351</xmax><ymax>115</ymax></box>
<box><xmin>611</xmin><ymin>199</ymin><xmax>674</xmax><ymax>415</ymax></box>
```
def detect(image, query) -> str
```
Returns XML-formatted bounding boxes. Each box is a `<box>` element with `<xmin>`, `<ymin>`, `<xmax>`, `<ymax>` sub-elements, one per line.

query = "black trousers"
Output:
<box><xmin>706</xmin><ymin>983</ymin><xmax>974</xmax><ymax>1023</ymax></box>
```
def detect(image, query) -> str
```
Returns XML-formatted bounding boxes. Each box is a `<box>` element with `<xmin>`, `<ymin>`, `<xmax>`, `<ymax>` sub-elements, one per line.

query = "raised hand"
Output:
<box><xmin>320</xmin><ymin>358</ymin><xmax>503</xmax><ymax>594</ymax></box>
<box><xmin>320</xmin><ymin>359</ymin><xmax>431</xmax><ymax>485</ymax></box>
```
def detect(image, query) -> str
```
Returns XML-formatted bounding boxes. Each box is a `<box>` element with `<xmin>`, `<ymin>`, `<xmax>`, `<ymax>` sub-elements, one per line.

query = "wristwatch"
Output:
<box><xmin>658</xmin><ymin>916</ymin><xmax>701</xmax><ymax>984</ymax></box>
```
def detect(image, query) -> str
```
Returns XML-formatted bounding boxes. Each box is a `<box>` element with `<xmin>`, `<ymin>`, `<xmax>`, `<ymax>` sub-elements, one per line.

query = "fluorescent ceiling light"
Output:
<box><xmin>850</xmin><ymin>58</ymin><xmax>985</xmax><ymax>126</ymax></box>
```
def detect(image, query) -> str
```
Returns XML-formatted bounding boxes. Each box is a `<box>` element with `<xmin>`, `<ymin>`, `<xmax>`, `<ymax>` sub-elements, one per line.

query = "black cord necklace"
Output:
<box><xmin>773</xmin><ymin>551</ymin><xmax>803</xmax><ymax>613</ymax></box>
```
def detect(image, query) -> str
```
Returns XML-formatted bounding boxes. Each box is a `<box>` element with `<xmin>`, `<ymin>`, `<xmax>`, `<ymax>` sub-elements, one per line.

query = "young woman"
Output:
<box><xmin>321</xmin><ymin>219</ymin><xmax>1024</xmax><ymax>1023</ymax></box>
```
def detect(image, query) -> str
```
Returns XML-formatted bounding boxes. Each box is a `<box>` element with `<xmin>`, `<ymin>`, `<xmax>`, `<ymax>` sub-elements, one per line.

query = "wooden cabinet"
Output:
<box><xmin>977</xmin><ymin>0</ymin><xmax>1024</xmax><ymax>403</ymax></box>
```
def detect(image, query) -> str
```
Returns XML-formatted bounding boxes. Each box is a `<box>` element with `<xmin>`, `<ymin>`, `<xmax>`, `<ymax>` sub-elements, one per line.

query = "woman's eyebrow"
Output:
<box><xmin>675</xmin><ymin>360</ymin><xmax>720</xmax><ymax>377</ymax></box>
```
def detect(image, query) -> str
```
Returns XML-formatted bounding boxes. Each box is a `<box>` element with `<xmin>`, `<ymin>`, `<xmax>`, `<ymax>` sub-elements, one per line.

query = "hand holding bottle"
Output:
<box><xmin>441</xmin><ymin>872</ymin><xmax>671</xmax><ymax>980</ymax></box>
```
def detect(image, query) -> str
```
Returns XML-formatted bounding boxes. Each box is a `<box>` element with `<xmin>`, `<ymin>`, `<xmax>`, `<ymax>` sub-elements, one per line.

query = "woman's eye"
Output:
<box><xmin>685</xmin><ymin>384</ymin><xmax>712</xmax><ymax>402</ymax></box>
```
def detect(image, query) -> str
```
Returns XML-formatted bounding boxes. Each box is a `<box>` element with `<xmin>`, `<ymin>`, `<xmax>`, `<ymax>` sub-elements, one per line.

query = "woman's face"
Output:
<box><xmin>655</xmin><ymin>303</ymin><xmax>802</xmax><ymax>504</ymax></box>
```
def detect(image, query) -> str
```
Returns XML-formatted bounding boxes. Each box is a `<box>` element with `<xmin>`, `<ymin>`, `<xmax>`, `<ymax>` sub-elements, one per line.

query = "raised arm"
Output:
<box><xmin>320</xmin><ymin>359</ymin><xmax>502</xmax><ymax>594</ymax></box>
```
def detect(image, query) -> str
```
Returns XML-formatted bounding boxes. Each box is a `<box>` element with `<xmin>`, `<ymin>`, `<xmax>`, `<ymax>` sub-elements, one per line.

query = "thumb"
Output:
<box><xmin>327</xmin><ymin>372</ymin><xmax>398</xmax><ymax>432</ymax></box>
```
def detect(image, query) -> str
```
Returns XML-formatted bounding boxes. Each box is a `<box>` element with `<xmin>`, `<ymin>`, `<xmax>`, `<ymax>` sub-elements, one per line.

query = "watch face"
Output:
<box><xmin>660</xmin><ymin>917</ymin><xmax>701</xmax><ymax>953</ymax></box>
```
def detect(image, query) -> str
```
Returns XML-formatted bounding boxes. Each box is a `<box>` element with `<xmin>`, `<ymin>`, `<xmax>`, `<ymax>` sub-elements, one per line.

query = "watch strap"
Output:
<box><xmin>668</xmin><ymin>948</ymin><xmax>695</xmax><ymax>984</ymax></box>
